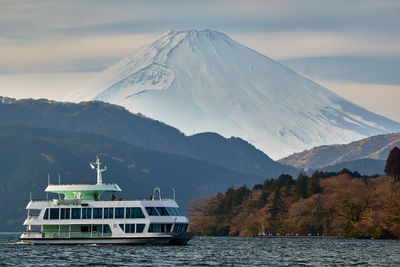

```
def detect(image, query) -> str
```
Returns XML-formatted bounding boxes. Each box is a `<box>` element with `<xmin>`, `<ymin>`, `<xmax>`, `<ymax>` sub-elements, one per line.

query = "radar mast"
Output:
<box><xmin>90</xmin><ymin>156</ymin><xmax>107</xmax><ymax>184</ymax></box>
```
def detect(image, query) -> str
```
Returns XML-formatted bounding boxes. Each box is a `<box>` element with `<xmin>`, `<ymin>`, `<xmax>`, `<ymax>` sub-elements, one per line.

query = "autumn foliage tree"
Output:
<box><xmin>188</xmin><ymin>169</ymin><xmax>400</xmax><ymax>238</ymax></box>
<box><xmin>385</xmin><ymin>146</ymin><xmax>400</xmax><ymax>181</ymax></box>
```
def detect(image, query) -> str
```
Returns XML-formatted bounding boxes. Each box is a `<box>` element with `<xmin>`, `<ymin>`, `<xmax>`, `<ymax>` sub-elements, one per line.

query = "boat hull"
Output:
<box><xmin>20</xmin><ymin>232</ymin><xmax>195</xmax><ymax>245</ymax></box>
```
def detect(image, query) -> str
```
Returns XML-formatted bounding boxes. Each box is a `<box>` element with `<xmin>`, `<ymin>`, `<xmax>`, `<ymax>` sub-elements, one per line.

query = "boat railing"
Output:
<box><xmin>31</xmin><ymin>198</ymin><xmax>175</xmax><ymax>202</ymax></box>
<box><xmin>96</xmin><ymin>198</ymin><xmax>176</xmax><ymax>201</ymax></box>
<box><xmin>47</xmin><ymin>182</ymin><xmax>118</xmax><ymax>186</ymax></box>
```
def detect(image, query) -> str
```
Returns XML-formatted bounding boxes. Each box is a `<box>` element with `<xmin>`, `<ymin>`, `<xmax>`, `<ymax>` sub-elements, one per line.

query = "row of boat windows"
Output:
<box><xmin>119</xmin><ymin>223</ymin><xmax>188</xmax><ymax>233</ymax></box>
<box><xmin>81</xmin><ymin>224</ymin><xmax>111</xmax><ymax>233</ymax></box>
<box><xmin>145</xmin><ymin>207</ymin><xmax>184</xmax><ymax>216</ymax></box>
<box><xmin>141</xmin><ymin>223</ymin><xmax>188</xmax><ymax>233</ymax></box>
<box><xmin>173</xmin><ymin>223</ymin><xmax>188</xmax><ymax>233</ymax></box>
<box><xmin>42</xmin><ymin>223</ymin><xmax>187</xmax><ymax>234</ymax></box>
<box><xmin>44</xmin><ymin>207</ymin><xmax>145</xmax><ymax>220</ymax></box>
<box><xmin>42</xmin><ymin>206</ymin><xmax>183</xmax><ymax>220</ymax></box>
<box><xmin>119</xmin><ymin>224</ymin><xmax>145</xmax><ymax>233</ymax></box>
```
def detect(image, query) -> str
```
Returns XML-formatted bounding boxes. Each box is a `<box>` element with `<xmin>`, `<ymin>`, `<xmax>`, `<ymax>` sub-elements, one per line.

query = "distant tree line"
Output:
<box><xmin>188</xmin><ymin>148</ymin><xmax>400</xmax><ymax>239</ymax></box>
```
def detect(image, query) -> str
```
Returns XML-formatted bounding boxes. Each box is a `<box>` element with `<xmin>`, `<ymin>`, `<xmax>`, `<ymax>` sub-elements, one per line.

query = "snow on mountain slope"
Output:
<box><xmin>279</xmin><ymin>132</ymin><xmax>400</xmax><ymax>170</ymax></box>
<box><xmin>71</xmin><ymin>29</ymin><xmax>400</xmax><ymax>159</ymax></box>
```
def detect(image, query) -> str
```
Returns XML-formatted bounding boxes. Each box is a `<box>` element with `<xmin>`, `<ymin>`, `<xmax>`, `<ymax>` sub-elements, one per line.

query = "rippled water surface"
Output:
<box><xmin>1</xmin><ymin>233</ymin><xmax>400</xmax><ymax>266</ymax></box>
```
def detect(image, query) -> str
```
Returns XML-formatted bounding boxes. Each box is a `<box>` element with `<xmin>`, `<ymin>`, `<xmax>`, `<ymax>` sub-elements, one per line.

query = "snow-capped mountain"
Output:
<box><xmin>71</xmin><ymin>29</ymin><xmax>400</xmax><ymax>159</ymax></box>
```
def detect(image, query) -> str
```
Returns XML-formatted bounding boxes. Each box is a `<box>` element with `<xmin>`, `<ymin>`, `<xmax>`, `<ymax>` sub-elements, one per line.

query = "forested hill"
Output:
<box><xmin>0</xmin><ymin>125</ymin><xmax>263</xmax><ymax>231</ymax></box>
<box><xmin>188</xmin><ymin>170</ymin><xmax>400</xmax><ymax>239</ymax></box>
<box><xmin>0</xmin><ymin>97</ymin><xmax>297</xmax><ymax>178</ymax></box>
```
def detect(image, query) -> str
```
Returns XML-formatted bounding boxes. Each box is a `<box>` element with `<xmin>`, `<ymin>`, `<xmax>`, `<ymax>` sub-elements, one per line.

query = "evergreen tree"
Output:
<box><xmin>277</xmin><ymin>174</ymin><xmax>294</xmax><ymax>197</ymax></box>
<box><xmin>295</xmin><ymin>172</ymin><xmax>308</xmax><ymax>199</ymax></box>
<box><xmin>269</xmin><ymin>188</ymin><xmax>282</xmax><ymax>217</ymax></box>
<box><xmin>308</xmin><ymin>171</ymin><xmax>322</xmax><ymax>196</ymax></box>
<box><xmin>276</xmin><ymin>174</ymin><xmax>293</xmax><ymax>189</ymax></box>
<box><xmin>258</xmin><ymin>179</ymin><xmax>272</xmax><ymax>206</ymax></box>
<box><xmin>385</xmin><ymin>146</ymin><xmax>400</xmax><ymax>181</ymax></box>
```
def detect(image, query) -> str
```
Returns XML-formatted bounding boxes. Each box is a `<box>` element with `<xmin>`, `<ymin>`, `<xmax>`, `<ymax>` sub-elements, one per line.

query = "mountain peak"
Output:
<box><xmin>71</xmin><ymin>30</ymin><xmax>400</xmax><ymax>159</ymax></box>
<box><xmin>157</xmin><ymin>29</ymin><xmax>235</xmax><ymax>49</ymax></box>
<box><xmin>163</xmin><ymin>29</ymin><xmax>226</xmax><ymax>37</ymax></box>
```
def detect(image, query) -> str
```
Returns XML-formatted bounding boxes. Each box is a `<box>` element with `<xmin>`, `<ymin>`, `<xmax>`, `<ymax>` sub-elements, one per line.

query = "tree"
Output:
<box><xmin>268</xmin><ymin>189</ymin><xmax>282</xmax><ymax>218</ymax></box>
<box><xmin>277</xmin><ymin>174</ymin><xmax>294</xmax><ymax>197</ymax></box>
<box><xmin>308</xmin><ymin>171</ymin><xmax>322</xmax><ymax>196</ymax></box>
<box><xmin>295</xmin><ymin>172</ymin><xmax>308</xmax><ymax>199</ymax></box>
<box><xmin>385</xmin><ymin>147</ymin><xmax>400</xmax><ymax>181</ymax></box>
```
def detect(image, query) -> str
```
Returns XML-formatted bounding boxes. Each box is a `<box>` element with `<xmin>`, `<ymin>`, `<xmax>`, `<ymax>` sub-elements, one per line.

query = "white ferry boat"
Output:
<box><xmin>20</xmin><ymin>157</ymin><xmax>194</xmax><ymax>245</ymax></box>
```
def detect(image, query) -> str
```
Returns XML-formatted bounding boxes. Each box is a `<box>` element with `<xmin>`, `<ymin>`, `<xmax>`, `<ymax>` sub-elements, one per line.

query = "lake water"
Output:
<box><xmin>0</xmin><ymin>233</ymin><xmax>399</xmax><ymax>266</ymax></box>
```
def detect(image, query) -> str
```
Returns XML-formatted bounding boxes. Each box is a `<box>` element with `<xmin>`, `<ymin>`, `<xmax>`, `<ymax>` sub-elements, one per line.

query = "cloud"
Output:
<box><xmin>0</xmin><ymin>72</ymin><xmax>97</xmax><ymax>100</ymax></box>
<box><xmin>0</xmin><ymin>0</ymin><xmax>398</xmax><ymax>74</ymax></box>
<box><xmin>0</xmin><ymin>34</ymin><xmax>158</xmax><ymax>73</ymax></box>
<box><xmin>232</xmin><ymin>31</ymin><xmax>400</xmax><ymax>59</ymax></box>
<box><xmin>280</xmin><ymin>56</ymin><xmax>400</xmax><ymax>86</ymax></box>
<box><xmin>2</xmin><ymin>0</ymin><xmax>399</xmax><ymax>37</ymax></box>
<box><xmin>1</xmin><ymin>30</ymin><xmax>400</xmax><ymax>74</ymax></box>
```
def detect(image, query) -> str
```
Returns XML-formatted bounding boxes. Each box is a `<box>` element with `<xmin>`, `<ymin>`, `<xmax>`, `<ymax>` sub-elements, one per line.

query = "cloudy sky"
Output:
<box><xmin>1</xmin><ymin>0</ymin><xmax>399</xmax><ymax>121</ymax></box>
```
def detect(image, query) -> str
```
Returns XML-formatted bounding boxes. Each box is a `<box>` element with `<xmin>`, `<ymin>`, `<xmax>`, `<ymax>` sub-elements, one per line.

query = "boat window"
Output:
<box><xmin>175</xmin><ymin>207</ymin><xmax>184</xmax><ymax>216</ymax></box>
<box><xmin>43</xmin><ymin>208</ymin><xmax>49</xmax><ymax>220</ymax></box>
<box><xmin>126</xmin><ymin>207</ymin><xmax>145</xmax><ymax>218</ymax></box>
<box><xmin>60</xmin><ymin>208</ymin><xmax>70</xmax><ymax>219</ymax></box>
<box><xmin>50</xmin><ymin>208</ymin><xmax>59</xmax><ymax>220</ymax></box>
<box><xmin>103</xmin><ymin>224</ymin><xmax>111</xmax><ymax>233</ymax></box>
<box><xmin>156</xmin><ymin>207</ymin><xmax>169</xmax><ymax>216</ymax></box>
<box><xmin>166</xmin><ymin>207</ymin><xmax>177</xmax><ymax>216</ymax></box>
<box><xmin>148</xmin><ymin>223</ymin><xmax>173</xmax><ymax>233</ymax></box>
<box><xmin>115</xmin><ymin>208</ymin><xmax>124</xmax><ymax>219</ymax></box>
<box><xmin>166</xmin><ymin>207</ymin><xmax>183</xmax><ymax>216</ymax></box>
<box><xmin>109</xmin><ymin>208</ymin><xmax>113</xmax><ymax>218</ymax></box>
<box><xmin>119</xmin><ymin>224</ymin><xmax>125</xmax><ymax>232</ymax></box>
<box><xmin>82</xmin><ymin>208</ymin><xmax>92</xmax><ymax>219</ymax></box>
<box><xmin>173</xmin><ymin>223</ymin><xmax>188</xmax><ymax>232</ymax></box>
<box><xmin>93</xmin><ymin>208</ymin><xmax>102</xmax><ymax>219</ymax></box>
<box><xmin>104</xmin><ymin>208</ymin><xmax>114</xmax><ymax>219</ymax></box>
<box><xmin>136</xmin><ymin>224</ymin><xmax>145</xmax><ymax>233</ymax></box>
<box><xmin>81</xmin><ymin>225</ymin><xmax>90</xmax><ymax>233</ymax></box>
<box><xmin>145</xmin><ymin>207</ymin><xmax>159</xmax><ymax>216</ymax></box>
<box><xmin>92</xmin><ymin>225</ymin><xmax>99</xmax><ymax>232</ymax></box>
<box><xmin>148</xmin><ymin>223</ymin><xmax>156</xmax><ymax>232</ymax></box>
<box><xmin>124</xmin><ymin>224</ymin><xmax>135</xmax><ymax>233</ymax></box>
<box><xmin>71</xmin><ymin>208</ymin><xmax>81</xmax><ymax>219</ymax></box>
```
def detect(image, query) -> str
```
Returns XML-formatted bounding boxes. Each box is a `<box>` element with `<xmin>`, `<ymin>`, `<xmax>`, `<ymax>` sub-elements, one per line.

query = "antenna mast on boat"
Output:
<box><xmin>90</xmin><ymin>156</ymin><xmax>107</xmax><ymax>184</ymax></box>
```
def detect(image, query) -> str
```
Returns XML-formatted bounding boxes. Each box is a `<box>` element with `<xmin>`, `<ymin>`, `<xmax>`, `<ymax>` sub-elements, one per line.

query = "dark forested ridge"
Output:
<box><xmin>0</xmin><ymin>97</ymin><xmax>297</xmax><ymax>178</ymax></box>
<box><xmin>0</xmin><ymin>125</ymin><xmax>264</xmax><ymax>231</ymax></box>
<box><xmin>314</xmin><ymin>158</ymin><xmax>385</xmax><ymax>176</ymax></box>
<box><xmin>188</xmin><ymin>169</ymin><xmax>400</xmax><ymax>239</ymax></box>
